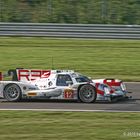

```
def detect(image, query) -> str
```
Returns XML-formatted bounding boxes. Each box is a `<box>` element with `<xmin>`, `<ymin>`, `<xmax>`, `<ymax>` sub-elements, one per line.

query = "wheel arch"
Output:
<box><xmin>78</xmin><ymin>84</ymin><xmax>97</xmax><ymax>93</ymax></box>
<box><xmin>3</xmin><ymin>83</ymin><xmax>22</xmax><ymax>92</ymax></box>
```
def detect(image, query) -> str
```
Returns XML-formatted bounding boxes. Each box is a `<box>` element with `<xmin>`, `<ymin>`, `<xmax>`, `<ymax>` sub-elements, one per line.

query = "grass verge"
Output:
<box><xmin>0</xmin><ymin>37</ymin><xmax>140</xmax><ymax>81</ymax></box>
<box><xmin>0</xmin><ymin>111</ymin><xmax>140</xmax><ymax>140</ymax></box>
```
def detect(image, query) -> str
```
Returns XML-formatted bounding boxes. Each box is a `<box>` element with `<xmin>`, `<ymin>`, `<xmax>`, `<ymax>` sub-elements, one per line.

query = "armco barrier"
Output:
<box><xmin>0</xmin><ymin>23</ymin><xmax>140</xmax><ymax>39</ymax></box>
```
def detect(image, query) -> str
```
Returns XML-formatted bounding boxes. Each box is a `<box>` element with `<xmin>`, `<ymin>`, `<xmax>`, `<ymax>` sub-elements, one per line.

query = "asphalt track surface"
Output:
<box><xmin>0</xmin><ymin>83</ymin><xmax>140</xmax><ymax>112</ymax></box>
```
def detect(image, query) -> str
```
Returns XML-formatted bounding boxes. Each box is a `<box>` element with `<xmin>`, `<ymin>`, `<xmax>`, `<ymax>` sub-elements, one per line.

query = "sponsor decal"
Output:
<box><xmin>17</xmin><ymin>69</ymin><xmax>51</xmax><ymax>81</ymax></box>
<box><xmin>27</xmin><ymin>92</ymin><xmax>37</xmax><ymax>96</ymax></box>
<box><xmin>48</xmin><ymin>81</ymin><xmax>53</xmax><ymax>87</ymax></box>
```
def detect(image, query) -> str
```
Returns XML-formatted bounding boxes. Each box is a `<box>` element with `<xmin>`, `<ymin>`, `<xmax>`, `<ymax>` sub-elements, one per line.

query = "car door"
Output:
<box><xmin>56</xmin><ymin>74</ymin><xmax>74</xmax><ymax>99</ymax></box>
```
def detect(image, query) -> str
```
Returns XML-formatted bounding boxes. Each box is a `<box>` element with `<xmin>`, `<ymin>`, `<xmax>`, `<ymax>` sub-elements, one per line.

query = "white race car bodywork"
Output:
<box><xmin>0</xmin><ymin>69</ymin><xmax>129</xmax><ymax>102</ymax></box>
<box><xmin>93</xmin><ymin>79</ymin><xmax>127</xmax><ymax>99</ymax></box>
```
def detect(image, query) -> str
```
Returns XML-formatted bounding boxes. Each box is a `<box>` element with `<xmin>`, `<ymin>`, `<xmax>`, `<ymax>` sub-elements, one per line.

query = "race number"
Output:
<box><xmin>64</xmin><ymin>89</ymin><xmax>74</xmax><ymax>99</ymax></box>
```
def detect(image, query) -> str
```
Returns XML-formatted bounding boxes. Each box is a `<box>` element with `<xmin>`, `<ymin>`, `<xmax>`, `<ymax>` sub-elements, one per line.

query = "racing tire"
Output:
<box><xmin>78</xmin><ymin>84</ymin><xmax>97</xmax><ymax>103</ymax></box>
<box><xmin>3</xmin><ymin>83</ymin><xmax>22</xmax><ymax>102</ymax></box>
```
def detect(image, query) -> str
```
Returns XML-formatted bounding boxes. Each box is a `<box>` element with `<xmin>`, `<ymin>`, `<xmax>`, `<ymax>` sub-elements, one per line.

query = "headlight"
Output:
<box><xmin>104</xmin><ymin>86</ymin><xmax>110</xmax><ymax>95</ymax></box>
<box><xmin>120</xmin><ymin>83</ymin><xmax>126</xmax><ymax>91</ymax></box>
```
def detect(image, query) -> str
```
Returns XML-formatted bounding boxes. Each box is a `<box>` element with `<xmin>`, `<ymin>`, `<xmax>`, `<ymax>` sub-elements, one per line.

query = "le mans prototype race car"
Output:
<box><xmin>0</xmin><ymin>68</ymin><xmax>130</xmax><ymax>103</ymax></box>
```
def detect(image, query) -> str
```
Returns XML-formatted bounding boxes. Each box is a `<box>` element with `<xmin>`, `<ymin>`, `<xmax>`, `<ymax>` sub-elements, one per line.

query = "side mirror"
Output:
<box><xmin>66</xmin><ymin>81</ymin><xmax>73</xmax><ymax>85</ymax></box>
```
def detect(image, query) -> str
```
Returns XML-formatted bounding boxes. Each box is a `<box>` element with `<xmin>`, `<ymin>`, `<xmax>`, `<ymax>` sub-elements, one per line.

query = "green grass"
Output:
<box><xmin>1</xmin><ymin>38</ymin><xmax>139</xmax><ymax>140</ymax></box>
<box><xmin>0</xmin><ymin>37</ymin><xmax>140</xmax><ymax>81</ymax></box>
<box><xmin>0</xmin><ymin>111</ymin><xmax>140</xmax><ymax>140</ymax></box>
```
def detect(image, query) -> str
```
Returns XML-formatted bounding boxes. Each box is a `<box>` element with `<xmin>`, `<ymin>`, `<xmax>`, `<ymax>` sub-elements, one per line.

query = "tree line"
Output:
<box><xmin>0</xmin><ymin>0</ymin><xmax>139</xmax><ymax>24</ymax></box>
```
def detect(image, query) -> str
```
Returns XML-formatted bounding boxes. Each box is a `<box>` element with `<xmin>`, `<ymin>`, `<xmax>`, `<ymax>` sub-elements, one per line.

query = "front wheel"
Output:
<box><xmin>78</xmin><ymin>84</ymin><xmax>97</xmax><ymax>103</ymax></box>
<box><xmin>4</xmin><ymin>83</ymin><xmax>22</xmax><ymax>102</ymax></box>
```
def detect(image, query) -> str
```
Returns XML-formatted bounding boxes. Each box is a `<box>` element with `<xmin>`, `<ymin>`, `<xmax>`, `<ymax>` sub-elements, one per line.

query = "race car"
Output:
<box><xmin>0</xmin><ymin>68</ymin><xmax>130</xmax><ymax>103</ymax></box>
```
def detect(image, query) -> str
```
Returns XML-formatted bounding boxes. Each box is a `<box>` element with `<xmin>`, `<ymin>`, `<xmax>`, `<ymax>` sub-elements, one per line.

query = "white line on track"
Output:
<box><xmin>0</xmin><ymin>109</ymin><xmax>140</xmax><ymax>112</ymax></box>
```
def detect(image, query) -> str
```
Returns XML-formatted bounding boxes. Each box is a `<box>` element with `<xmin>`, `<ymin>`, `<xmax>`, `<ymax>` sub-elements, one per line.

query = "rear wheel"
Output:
<box><xmin>4</xmin><ymin>84</ymin><xmax>22</xmax><ymax>102</ymax></box>
<box><xmin>78</xmin><ymin>84</ymin><xmax>97</xmax><ymax>103</ymax></box>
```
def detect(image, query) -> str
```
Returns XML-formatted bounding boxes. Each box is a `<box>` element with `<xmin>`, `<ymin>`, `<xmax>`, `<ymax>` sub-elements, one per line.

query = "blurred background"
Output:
<box><xmin>0</xmin><ymin>0</ymin><xmax>139</xmax><ymax>24</ymax></box>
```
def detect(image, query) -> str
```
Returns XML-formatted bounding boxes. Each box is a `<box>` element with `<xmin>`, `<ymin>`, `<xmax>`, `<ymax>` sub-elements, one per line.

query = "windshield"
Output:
<box><xmin>75</xmin><ymin>76</ymin><xmax>92</xmax><ymax>83</ymax></box>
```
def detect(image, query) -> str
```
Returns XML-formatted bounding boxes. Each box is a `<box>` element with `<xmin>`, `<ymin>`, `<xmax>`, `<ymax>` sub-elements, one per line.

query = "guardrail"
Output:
<box><xmin>0</xmin><ymin>23</ymin><xmax>140</xmax><ymax>39</ymax></box>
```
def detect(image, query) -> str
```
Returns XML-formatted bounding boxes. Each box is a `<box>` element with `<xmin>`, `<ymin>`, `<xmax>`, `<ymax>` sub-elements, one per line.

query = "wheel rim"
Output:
<box><xmin>4</xmin><ymin>84</ymin><xmax>21</xmax><ymax>101</ymax></box>
<box><xmin>79</xmin><ymin>85</ymin><xmax>96</xmax><ymax>103</ymax></box>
